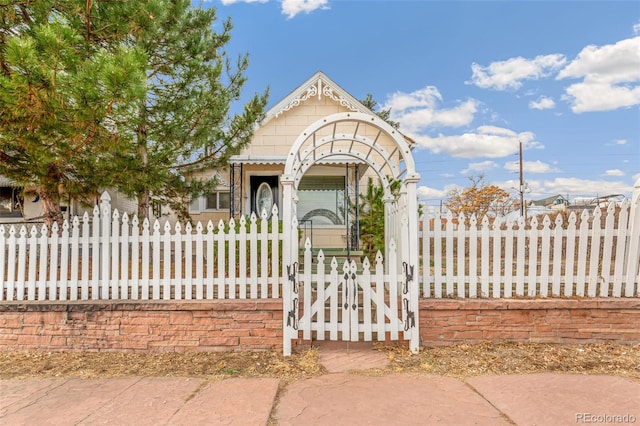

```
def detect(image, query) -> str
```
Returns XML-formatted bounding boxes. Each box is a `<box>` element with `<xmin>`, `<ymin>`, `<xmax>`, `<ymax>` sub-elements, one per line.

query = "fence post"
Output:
<box><xmin>624</xmin><ymin>178</ymin><xmax>640</xmax><ymax>296</ymax></box>
<box><xmin>281</xmin><ymin>176</ymin><xmax>295</xmax><ymax>356</ymax></box>
<box><xmin>100</xmin><ymin>192</ymin><xmax>111</xmax><ymax>299</ymax></box>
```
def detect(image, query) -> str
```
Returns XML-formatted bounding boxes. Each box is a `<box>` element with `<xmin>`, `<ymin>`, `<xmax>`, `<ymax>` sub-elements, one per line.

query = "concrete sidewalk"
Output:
<box><xmin>1</xmin><ymin>347</ymin><xmax>639</xmax><ymax>426</ymax></box>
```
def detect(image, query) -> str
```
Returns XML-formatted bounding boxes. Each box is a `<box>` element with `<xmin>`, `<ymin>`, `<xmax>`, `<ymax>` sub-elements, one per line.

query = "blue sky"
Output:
<box><xmin>204</xmin><ymin>0</ymin><xmax>639</xmax><ymax>208</ymax></box>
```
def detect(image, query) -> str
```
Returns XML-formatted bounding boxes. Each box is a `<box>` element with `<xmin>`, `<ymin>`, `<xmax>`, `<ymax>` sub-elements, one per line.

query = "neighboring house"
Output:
<box><xmin>528</xmin><ymin>195</ymin><xmax>568</xmax><ymax>210</ymax></box>
<box><xmin>0</xmin><ymin>176</ymin><xmax>145</xmax><ymax>226</ymax></box>
<box><xmin>187</xmin><ymin>71</ymin><xmax>410</xmax><ymax>248</ymax></box>
<box><xmin>567</xmin><ymin>194</ymin><xmax>626</xmax><ymax>214</ymax></box>
<box><xmin>0</xmin><ymin>176</ymin><xmax>41</xmax><ymax>224</ymax></box>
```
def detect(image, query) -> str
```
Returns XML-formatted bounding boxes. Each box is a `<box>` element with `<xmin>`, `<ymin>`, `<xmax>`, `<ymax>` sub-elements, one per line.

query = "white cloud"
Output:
<box><xmin>504</xmin><ymin>160</ymin><xmax>559</xmax><ymax>174</ymax></box>
<box><xmin>220</xmin><ymin>0</ymin><xmax>267</xmax><ymax>4</ymax></box>
<box><xmin>529</xmin><ymin>96</ymin><xmax>556</xmax><ymax>110</ymax></box>
<box><xmin>462</xmin><ymin>161</ymin><xmax>498</xmax><ymax>174</ymax></box>
<box><xmin>604</xmin><ymin>169</ymin><xmax>625</xmax><ymax>177</ymax></box>
<box><xmin>384</xmin><ymin>86</ymin><xmax>478</xmax><ymax>132</ymax></box>
<box><xmin>417</xmin><ymin>185</ymin><xmax>448</xmax><ymax>201</ymax></box>
<box><xmin>540</xmin><ymin>177</ymin><xmax>633</xmax><ymax>196</ymax></box>
<box><xmin>557</xmin><ymin>37</ymin><xmax>640</xmax><ymax>112</ymax></box>
<box><xmin>612</xmin><ymin>139</ymin><xmax>628</xmax><ymax>145</ymax></box>
<box><xmin>469</xmin><ymin>54</ymin><xmax>566</xmax><ymax>90</ymax></box>
<box><xmin>411</xmin><ymin>125</ymin><xmax>543</xmax><ymax>159</ymax></box>
<box><xmin>634</xmin><ymin>21</ymin><xmax>640</xmax><ymax>36</ymax></box>
<box><xmin>281</xmin><ymin>0</ymin><xmax>329</xmax><ymax>19</ymax></box>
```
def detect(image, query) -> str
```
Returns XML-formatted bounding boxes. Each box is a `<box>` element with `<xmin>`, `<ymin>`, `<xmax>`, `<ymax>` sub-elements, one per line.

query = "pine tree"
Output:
<box><xmin>0</xmin><ymin>1</ymin><xmax>267</xmax><ymax>226</ymax></box>
<box><xmin>110</xmin><ymin>1</ymin><xmax>269</xmax><ymax>221</ymax></box>
<box><xmin>0</xmin><ymin>1</ymin><xmax>151</xmax><ymax>227</ymax></box>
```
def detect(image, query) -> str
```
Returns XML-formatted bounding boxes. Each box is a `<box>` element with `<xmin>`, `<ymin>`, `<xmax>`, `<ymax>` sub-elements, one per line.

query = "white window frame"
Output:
<box><xmin>189</xmin><ymin>188</ymin><xmax>231</xmax><ymax>214</ymax></box>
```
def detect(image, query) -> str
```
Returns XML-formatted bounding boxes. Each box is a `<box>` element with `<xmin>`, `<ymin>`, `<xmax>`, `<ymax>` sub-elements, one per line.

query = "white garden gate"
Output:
<box><xmin>281</xmin><ymin>112</ymin><xmax>421</xmax><ymax>355</ymax></box>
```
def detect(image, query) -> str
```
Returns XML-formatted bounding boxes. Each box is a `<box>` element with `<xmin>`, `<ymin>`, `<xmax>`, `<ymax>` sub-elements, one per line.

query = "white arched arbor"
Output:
<box><xmin>282</xmin><ymin>112</ymin><xmax>421</xmax><ymax>355</ymax></box>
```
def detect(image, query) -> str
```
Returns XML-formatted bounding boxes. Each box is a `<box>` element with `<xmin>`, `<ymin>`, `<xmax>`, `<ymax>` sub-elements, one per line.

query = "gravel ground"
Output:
<box><xmin>1</xmin><ymin>342</ymin><xmax>638</xmax><ymax>381</ymax></box>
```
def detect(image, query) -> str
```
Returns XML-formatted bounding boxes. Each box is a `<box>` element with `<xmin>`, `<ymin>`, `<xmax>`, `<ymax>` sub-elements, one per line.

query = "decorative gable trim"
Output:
<box><xmin>266</xmin><ymin>71</ymin><xmax>372</xmax><ymax>121</ymax></box>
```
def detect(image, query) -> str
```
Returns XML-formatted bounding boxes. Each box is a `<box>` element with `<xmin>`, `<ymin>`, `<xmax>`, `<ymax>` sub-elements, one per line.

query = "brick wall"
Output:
<box><xmin>0</xmin><ymin>300</ymin><xmax>298</xmax><ymax>352</ymax></box>
<box><xmin>1</xmin><ymin>299</ymin><xmax>638</xmax><ymax>353</ymax></box>
<box><xmin>420</xmin><ymin>299</ymin><xmax>640</xmax><ymax>346</ymax></box>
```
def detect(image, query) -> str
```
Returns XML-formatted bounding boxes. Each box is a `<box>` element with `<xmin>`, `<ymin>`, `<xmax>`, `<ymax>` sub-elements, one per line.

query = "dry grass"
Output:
<box><xmin>374</xmin><ymin>341</ymin><xmax>640</xmax><ymax>380</ymax></box>
<box><xmin>1</xmin><ymin>342</ymin><xmax>638</xmax><ymax>381</ymax></box>
<box><xmin>0</xmin><ymin>349</ymin><xmax>325</xmax><ymax>381</ymax></box>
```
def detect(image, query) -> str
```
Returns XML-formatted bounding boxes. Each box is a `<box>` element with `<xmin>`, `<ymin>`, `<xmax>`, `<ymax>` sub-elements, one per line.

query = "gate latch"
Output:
<box><xmin>402</xmin><ymin>261</ymin><xmax>414</xmax><ymax>295</ymax></box>
<box><xmin>402</xmin><ymin>262</ymin><xmax>416</xmax><ymax>331</ymax></box>
<box><xmin>286</xmin><ymin>262</ymin><xmax>299</xmax><ymax>330</ymax></box>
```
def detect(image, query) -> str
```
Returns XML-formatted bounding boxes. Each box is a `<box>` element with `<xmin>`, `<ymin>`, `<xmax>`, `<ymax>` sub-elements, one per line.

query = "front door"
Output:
<box><xmin>250</xmin><ymin>176</ymin><xmax>278</xmax><ymax>217</ymax></box>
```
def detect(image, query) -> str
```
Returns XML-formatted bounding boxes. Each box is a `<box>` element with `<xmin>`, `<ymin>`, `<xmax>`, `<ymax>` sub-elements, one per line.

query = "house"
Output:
<box><xmin>187</xmin><ymin>71</ymin><xmax>412</xmax><ymax>249</ymax></box>
<box><xmin>2</xmin><ymin>71</ymin><xmax>414</xmax><ymax>251</ymax></box>
<box><xmin>528</xmin><ymin>194</ymin><xmax>568</xmax><ymax>210</ymax></box>
<box><xmin>0</xmin><ymin>176</ymin><xmax>42</xmax><ymax>224</ymax></box>
<box><xmin>0</xmin><ymin>175</ymin><xmax>144</xmax><ymax>226</ymax></box>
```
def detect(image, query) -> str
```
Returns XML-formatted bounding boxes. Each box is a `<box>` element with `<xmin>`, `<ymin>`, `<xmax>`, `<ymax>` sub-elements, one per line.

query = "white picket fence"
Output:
<box><xmin>421</xmin><ymin>199</ymin><xmax>640</xmax><ymax>298</ymax></box>
<box><xmin>0</xmin><ymin>193</ymin><xmax>283</xmax><ymax>302</ymax></box>
<box><xmin>2</xmin><ymin>193</ymin><xmax>640</xmax><ymax>302</ymax></box>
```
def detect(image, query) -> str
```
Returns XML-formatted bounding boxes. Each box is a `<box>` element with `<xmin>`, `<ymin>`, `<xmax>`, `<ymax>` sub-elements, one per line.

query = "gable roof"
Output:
<box><xmin>529</xmin><ymin>194</ymin><xmax>567</xmax><ymax>206</ymax></box>
<box><xmin>261</xmin><ymin>71</ymin><xmax>375</xmax><ymax>125</ymax></box>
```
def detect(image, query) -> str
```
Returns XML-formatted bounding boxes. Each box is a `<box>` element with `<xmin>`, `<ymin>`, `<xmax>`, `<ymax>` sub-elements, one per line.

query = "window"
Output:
<box><xmin>256</xmin><ymin>182</ymin><xmax>273</xmax><ymax>217</ymax></box>
<box><xmin>189</xmin><ymin>197</ymin><xmax>200</xmax><ymax>213</ymax></box>
<box><xmin>188</xmin><ymin>190</ymin><xmax>230</xmax><ymax>214</ymax></box>
<box><xmin>297</xmin><ymin>176</ymin><xmax>345</xmax><ymax>226</ymax></box>
<box><xmin>205</xmin><ymin>191</ymin><xmax>230</xmax><ymax>211</ymax></box>
<box><xmin>0</xmin><ymin>187</ymin><xmax>21</xmax><ymax>217</ymax></box>
<box><xmin>152</xmin><ymin>200</ymin><xmax>162</xmax><ymax>218</ymax></box>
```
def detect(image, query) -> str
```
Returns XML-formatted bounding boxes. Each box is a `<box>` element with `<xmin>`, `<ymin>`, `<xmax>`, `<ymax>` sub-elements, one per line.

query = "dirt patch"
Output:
<box><xmin>0</xmin><ymin>342</ymin><xmax>638</xmax><ymax>381</ymax></box>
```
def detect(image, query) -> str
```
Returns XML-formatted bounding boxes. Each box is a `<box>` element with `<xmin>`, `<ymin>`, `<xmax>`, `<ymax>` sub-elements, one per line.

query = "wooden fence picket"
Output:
<box><xmin>59</xmin><ymin>221</ymin><xmax>69</xmax><ymax>301</ymax></box>
<box><xmin>111</xmin><ymin>211</ymin><xmax>121</xmax><ymax>300</ymax></box>
<box><xmin>81</xmin><ymin>213</ymin><xmax>90</xmax><ymax>300</ymax></box>
<box><xmin>163</xmin><ymin>221</ymin><xmax>172</xmax><ymax>300</ymax></box>
<box><xmin>575</xmin><ymin>210</ymin><xmax>589</xmax><ymax>297</ymax></box>
<box><xmin>551</xmin><ymin>215</ymin><xmax>563</xmax><ymax>297</ymax></box>
<box><xmin>515</xmin><ymin>216</ymin><xmax>526</xmax><ymax>297</ymax></box>
<box><xmin>37</xmin><ymin>224</ymin><xmax>48</xmax><ymax>301</ymax></box>
<box><xmin>16</xmin><ymin>226</ymin><xmax>26</xmax><ymax>300</ymax></box>
<box><xmin>564</xmin><ymin>213</ymin><xmax>576</xmax><ymax>297</ymax></box>
<box><xmin>480</xmin><ymin>216</ymin><xmax>490</xmax><ymax>297</ymax></box>
<box><xmin>469</xmin><ymin>215</ymin><xmax>478</xmax><ymax>298</ymax></box>
<box><xmin>600</xmin><ymin>204</ymin><xmax>615</xmax><ymax>297</ymax></box>
<box><xmin>217</xmin><ymin>220</ymin><xmax>226</xmax><ymax>299</ymax></box>
<box><xmin>528</xmin><ymin>216</ymin><xmax>539</xmax><ymax>297</ymax></box>
<box><xmin>28</xmin><ymin>226</ymin><xmax>38</xmax><ymax>300</ymax></box>
<box><xmin>457</xmin><ymin>214</ymin><xmax>466</xmax><ymax>298</ymax></box>
<box><xmin>228</xmin><ymin>218</ymin><xmax>237</xmax><ymax>299</ymax></box>
<box><xmin>539</xmin><ymin>216</ymin><xmax>551</xmax><ymax>297</ymax></box>
<box><xmin>503</xmin><ymin>219</ymin><xmax>514</xmax><ymax>298</ymax></box>
<box><xmin>174</xmin><ymin>222</ymin><xmax>183</xmax><ymax>300</ymax></box>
